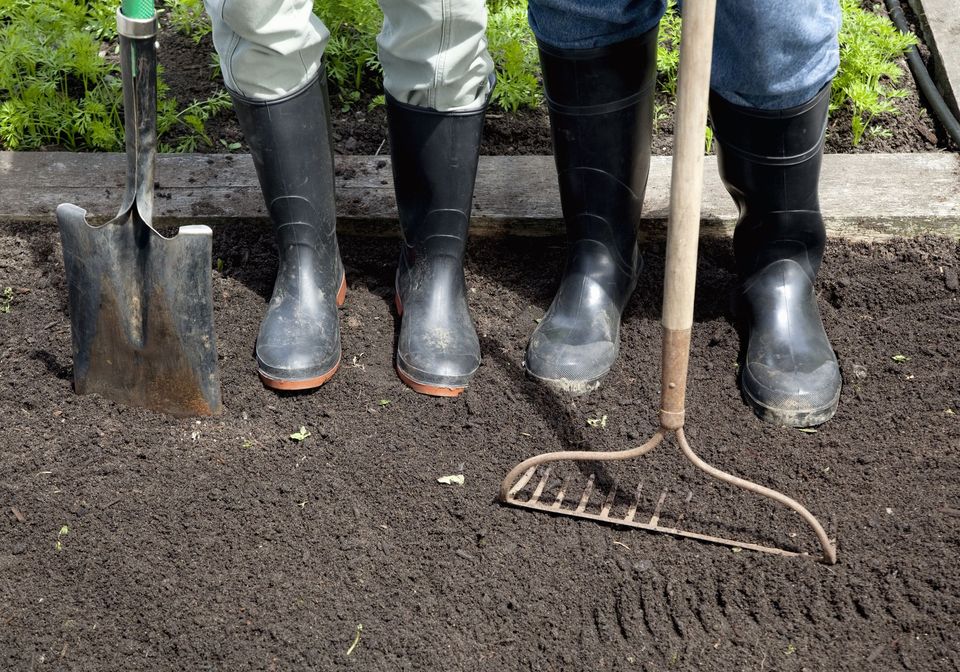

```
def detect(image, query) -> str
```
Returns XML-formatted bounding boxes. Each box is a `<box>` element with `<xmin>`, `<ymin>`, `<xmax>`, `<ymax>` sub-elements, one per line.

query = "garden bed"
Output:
<box><xmin>1</xmin><ymin>223</ymin><xmax>958</xmax><ymax>670</ymax></box>
<box><xmin>151</xmin><ymin>1</ymin><xmax>955</xmax><ymax>158</ymax></box>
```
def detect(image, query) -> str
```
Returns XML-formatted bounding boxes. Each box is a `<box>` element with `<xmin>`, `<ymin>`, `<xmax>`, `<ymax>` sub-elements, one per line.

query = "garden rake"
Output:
<box><xmin>499</xmin><ymin>1</ymin><xmax>837</xmax><ymax>564</ymax></box>
<box><xmin>57</xmin><ymin>0</ymin><xmax>221</xmax><ymax>417</ymax></box>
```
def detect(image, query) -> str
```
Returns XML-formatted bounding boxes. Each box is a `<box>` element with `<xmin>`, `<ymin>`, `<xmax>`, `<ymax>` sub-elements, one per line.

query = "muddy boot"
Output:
<box><xmin>710</xmin><ymin>84</ymin><xmax>841</xmax><ymax>427</ymax></box>
<box><xmin>231</xmin><ymin>73</ymin><xmax>345</xmax><ymax>390</ymax></box>
<box><xmin>523</xmin><ymin>31</ymin><xmax>657</xmax><ymax>394</ymax></box>
<box><xmin>386</xmin><ymin>95</ymin><xmax>486</xmax><ymax>396</ymax></box>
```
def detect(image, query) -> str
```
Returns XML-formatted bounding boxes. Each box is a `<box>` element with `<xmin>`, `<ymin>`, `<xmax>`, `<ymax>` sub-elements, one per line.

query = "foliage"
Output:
<box><xmin>0</xmin><ymin>0</ymin><xmax>122</xmax><ymax>149</ymax></box>
<box><xmin>656</xmin><ymin>0</ymin><xmax>917</xmax><ymax>145</ymax></box>
<box><xmin>164</xmin><ymin>0</ymin><xmax>211</xmax><ymax>44</ymax></box>
<box><xmin>833</xmin><ymin>0</ymin><xmax>916</xmax><ymax>145</ymax></box>
<box><xmin>656</xmin><ymin>1</ymin><xmax>682</xmax><ymax>97</ymax></box>
<box><xmin>0</xmin><ymin>286</ymin><xmax>12</xmax><ymax>313</ymax></box>
<box><xmin>0</xmin><ymin>0</ymin><xmax>921</xmax><ymax>149</ymax></box>
<box><xmin>0</xmin><ymin>0</ymin><xmax>230</xmax><ymax>152</ymax></box>
<box><xmin>313</xmin><ymin>0</ymin><xmax>382</xmax><ymax>110</ymax></box>
<box><xmin>486</xmin><ymin>1</ymin><xmax>541</xmax><ymax>111</ymax></box>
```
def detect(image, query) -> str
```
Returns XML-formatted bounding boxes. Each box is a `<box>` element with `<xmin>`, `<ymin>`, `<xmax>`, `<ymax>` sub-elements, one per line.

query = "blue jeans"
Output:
<box><xmin>527</xmin><ymin>0</ymin><xmax>841</xmax><ymax>109</ymax></box>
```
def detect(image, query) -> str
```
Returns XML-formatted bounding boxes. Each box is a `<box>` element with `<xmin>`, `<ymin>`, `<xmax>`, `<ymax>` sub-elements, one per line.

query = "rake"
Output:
<box><xmin>499</xmin><ymin>1</ymin><xmax>837</xmax><ymax>564</ymax></box>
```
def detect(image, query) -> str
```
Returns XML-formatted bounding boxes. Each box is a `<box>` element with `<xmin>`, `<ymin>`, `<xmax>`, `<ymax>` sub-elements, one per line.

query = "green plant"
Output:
<box><xmin>165</xmin><ymin>0</ymin><xmax>211</xmax><ymax>44</ymax></box>
<box><xmin>652</xmin><ymin>1</ymin><xmax>914</xmax><ymax>146</ymax></box>
<box><xmin>54</xmin><ymin>524</ymin><xmax>69</xmax><ymax>552</ymax></box>
<box><xmin>313</xmin><ymin>0</ymin><xmax>382</xmax><ymax>110</ymax></box>
<box><xmin>487</xmin><ymin>1</ymin><xmax>541</xmax><ymax>111</ymax></box>
<box><xmin>0</xmin><ymin>286</ymin><xmax>13</xmax><ymax>313</ymax></box>
<box><xmin>290</xmin><ymin>426</ymin><xmax>311</xmax><ymax>441</ymax></box>
<box><xmin>0</xmin><ymin>0</ymin><xmax>231</xmax><ymax>152</ymax></box>
<box><xmin>158</xmin><ymin>88</ymin><xmax>232</xmax><ymax>152</ymax></box>
<box><xmin>656</xmin><ymin>0</ymin><xmax>682</xmax><ymax>96</ymax></box>
<box><xmin>0</xmin><ymin>0</ymin><xmax>123</xmax><ymax>149</ymax></box>
<box><xmin>833</xmin><ymin>0</ymin><xmax>916</xmax><ymax>145</ymax></box>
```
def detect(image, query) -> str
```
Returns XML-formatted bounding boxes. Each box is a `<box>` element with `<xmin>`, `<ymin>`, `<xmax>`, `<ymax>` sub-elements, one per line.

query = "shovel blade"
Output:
<box><xmin>57</xmin><ymin>203</ymin><xmax>222</xmax><ymax>417</ymax></box>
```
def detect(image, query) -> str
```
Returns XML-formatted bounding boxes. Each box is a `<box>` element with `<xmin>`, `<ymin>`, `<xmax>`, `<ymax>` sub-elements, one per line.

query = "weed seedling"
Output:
<box><xmin>0</xmin><ymin>287</ymin><xmax>13</xmax><ymax>313</ymax></box>
<box><xmin>586</xmin><ymin>415</ymin><xmax>608</xmax><ymax>429</ymax></box>
<box><xmin>290</xmin><ymin>426</ymin><xmax>311</xmax><ymax>442</ymax></box>
<box><xmin>54</xmin><ymin>524</ymin><xmax>69</xmax><ymax>552</ymax></box>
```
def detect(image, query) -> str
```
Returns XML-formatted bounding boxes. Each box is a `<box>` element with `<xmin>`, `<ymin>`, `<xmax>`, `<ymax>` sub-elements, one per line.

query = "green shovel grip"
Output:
<box><xmin>121</xmin><ymin>0</ymin><xmax>155</xmax><ymax>20</ymax></box>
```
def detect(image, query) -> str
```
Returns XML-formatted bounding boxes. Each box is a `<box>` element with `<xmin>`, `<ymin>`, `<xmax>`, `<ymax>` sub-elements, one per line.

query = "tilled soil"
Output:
<box><xmin>1</xmin><ymin>221</ymin><xmax>959</xmax><ymax>671</ymax></box>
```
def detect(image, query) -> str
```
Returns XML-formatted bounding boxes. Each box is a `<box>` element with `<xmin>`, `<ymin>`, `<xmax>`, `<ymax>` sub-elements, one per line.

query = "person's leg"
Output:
<box><xmin>205</xmin><ymin>0</ymin><xmax>344</xmax><ymax>389</ymax></box>
<box><xmin>378</xmin><ymin>0</ymin><xmax>494</xmax><ymax>396</ymax></box>
<box><xmin>709</xmin><ymin>0</ymin><xmax>843</xmax><ymax>426</ymax></box>
<box><xmin>522</xmin><ymin>0</ymin><xmax>663</xmax><ymax>394</ymax></box>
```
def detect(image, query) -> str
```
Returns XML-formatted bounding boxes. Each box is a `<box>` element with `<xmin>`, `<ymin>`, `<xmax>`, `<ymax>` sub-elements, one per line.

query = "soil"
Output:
<box><xmin>152</xmin><ymin>6</ymin><xmax>957</xmax><ymax>159</ymax></box>
<box><xmin>1</xmin><ymin>220</ymin><xmax>959</xmax><ymax>670</ymax></box>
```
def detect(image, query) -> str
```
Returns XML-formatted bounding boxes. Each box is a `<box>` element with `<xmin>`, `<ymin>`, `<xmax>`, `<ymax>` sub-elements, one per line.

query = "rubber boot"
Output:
<box><xmin>710</xmin><ymin>84</ymin><xmax>841</xmax><ymax>427</ymax></box>
<box><xmin>231</xmin><ymin>73</ymin><xmax>345</xmax><ymax>390</ymax></box>
<box><xmin>386</xmin><ymin>94</ymin><xmax>487</xmax><ymax>396</ymax></box>
<box><xmin>523</xmin><ymin>31</ymin><xmax>657</xmax><ymax>394</ymax></box>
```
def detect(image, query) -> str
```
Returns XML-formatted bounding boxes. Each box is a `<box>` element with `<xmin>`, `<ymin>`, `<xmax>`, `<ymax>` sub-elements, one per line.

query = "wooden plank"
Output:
<box><xmin>1</xmin><ymin>151</ymin><xmax>959</xmax><ymax>240</ymax></box>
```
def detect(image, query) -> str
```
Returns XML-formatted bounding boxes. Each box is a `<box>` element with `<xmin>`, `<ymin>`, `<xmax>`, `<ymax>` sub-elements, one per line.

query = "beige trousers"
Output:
<box><xmin>203</xmin><ymin>0</ymin><xmax>493</xmax><ymax>110</ymax></box>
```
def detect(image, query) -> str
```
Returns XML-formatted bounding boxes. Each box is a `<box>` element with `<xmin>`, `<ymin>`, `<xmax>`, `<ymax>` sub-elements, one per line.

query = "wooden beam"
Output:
<box><xmin>1</xmin><ymin>151</ymin><xmax>958</xmax><ymax>240</ymax></box>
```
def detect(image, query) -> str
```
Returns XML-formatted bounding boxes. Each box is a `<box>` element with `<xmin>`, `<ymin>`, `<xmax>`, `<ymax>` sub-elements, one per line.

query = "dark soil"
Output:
<box><xmin>153</xmin><ymin>8</ymin><xmax>957</xmax><ymax>158</ymax></box>
<box><xmin>1</xmin><ymin>219</ymin><xmax>959</xmax><ymax>670</ymax></box>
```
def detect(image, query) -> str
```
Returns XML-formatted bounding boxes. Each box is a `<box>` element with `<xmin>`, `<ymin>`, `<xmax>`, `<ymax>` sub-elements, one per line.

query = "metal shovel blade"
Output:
<box><xmin>58</xmin><ymin>204</ymin><xmax>222</xmax><ymax>416</ymax></box>
<box><xmin>56</xmin><ymin>10</ymin><xmax>221</xmax><ymax>417</ymax></box>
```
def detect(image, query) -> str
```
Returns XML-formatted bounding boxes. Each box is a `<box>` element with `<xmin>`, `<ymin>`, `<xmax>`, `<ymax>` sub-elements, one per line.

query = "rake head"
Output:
<box><xmin>499</xmin><ymin>430</ymin><xmax>838</xmax><ymax>564</ymax></box>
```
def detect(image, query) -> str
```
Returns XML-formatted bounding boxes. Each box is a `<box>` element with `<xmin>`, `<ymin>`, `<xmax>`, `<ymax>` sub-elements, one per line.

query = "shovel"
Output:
<box><xmin>57</xmin><ymin>1</ymin><xmax>221</xmax><ymax>417</ymax></box>
<box><xmin>500</xmin><ymin>1</ymin><xmax>837</xmax><ymax>563</ymax></box>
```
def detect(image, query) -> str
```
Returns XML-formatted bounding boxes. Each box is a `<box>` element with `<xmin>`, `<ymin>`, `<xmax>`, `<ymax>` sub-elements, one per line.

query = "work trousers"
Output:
<box><xmin>203</xmin><ymin>0</ymin><xmax>840</xmax><ymax>111</ymax></box>
<box><xmin>202</xmin><ymin>0</ymin><xmax>493</xmax><ymax>110</ymax></box>
<box><xmin>528</xmin><ymin>0</ymin><xmax>842</xmax><ymax>109</ymax></box>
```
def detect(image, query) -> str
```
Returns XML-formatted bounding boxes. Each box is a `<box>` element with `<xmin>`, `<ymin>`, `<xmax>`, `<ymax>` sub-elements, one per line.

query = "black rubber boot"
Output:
<box><xmin>386</xmin><ymin>94</ymin><xmax>486</xmax><ymax>396</ymax></box>
<box><xmin>710</xmin><ymin>84</ymin><xmax>841</xmax><ymax>427</ymax></box>
<box><xmin>523</xmin><ymin>31</ymin><xmax>657</xmax><ymax>394</ymax></box>
<box><xmin>231</xmin><ymin>73</ymin><xmax>345</xmax><ymax>390</ymax></box>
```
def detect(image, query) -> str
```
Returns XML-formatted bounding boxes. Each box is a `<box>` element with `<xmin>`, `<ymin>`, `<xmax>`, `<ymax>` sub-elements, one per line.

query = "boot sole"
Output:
<box><xmin>259</xmin><ymin>274</ymin><xmax>347</xmax><ymax>391</ymax></box>
<box><xmin>523</xmin><ymin>366</ymin><xmax>603</xmax><ymax>396</ymax></box>
<box><xmin>394</xmin><ymin>292</ymin><xmax>469</xmax><ymax>398</ymax></box>
<box><xmin>741</xmin><ymin>382</ymin><xmax>840</xmax><ymax>428</ymax></box>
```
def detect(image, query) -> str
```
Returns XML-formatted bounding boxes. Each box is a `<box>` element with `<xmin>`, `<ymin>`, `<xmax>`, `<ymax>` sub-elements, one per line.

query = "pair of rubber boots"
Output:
<box><xmin>523</xmin><ymin>30</ymin><xmax>841</xmax><ymax>427</ymax></box>
<box><xmin>231</xmin><ymin>73</ymin><xmax>482</xmax><ymax>397</ymax></box>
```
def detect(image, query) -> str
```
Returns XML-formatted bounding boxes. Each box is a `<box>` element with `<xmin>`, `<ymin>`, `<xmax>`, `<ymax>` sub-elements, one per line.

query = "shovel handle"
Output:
<box><xmin>659</xmin><ymin>0</ymin><xmax>716</xmax><ymax>430</ymax></box>
<box><xmin>121</xmin><ymin>0</ymin><xmax>155</xmax><ymax>20</ymax></box>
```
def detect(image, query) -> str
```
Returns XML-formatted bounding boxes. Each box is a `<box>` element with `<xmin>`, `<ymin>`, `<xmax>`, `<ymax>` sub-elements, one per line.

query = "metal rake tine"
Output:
<box><xmin>599</xmin><ymin>480</ymin><xmax>618</xmax><ymax>519</ymax></box>
<box><xmin>624</xmin><ymin>482</ymin><xmax>643</xmax><ymax>523</ymax></box>
<box><xmin>575</xmin><ymin>473</ymin><xmax>596</xmax><ymax>513</ymax></box>
<box><xmin>529</xmin><ymin>466</ymin><xmax>552</xmax><ymax>504</ymax></box>
<box><xmin>508</xmin><ymin>466</ymin><xmax>537</xmax><ymax>498</ymax></box>
<box><xmin>649</xmin><ymin>489</ymin><xmax>669</xmax><ymax>527</ymax></box>
<box><xmin>552</xmin><ymin>477</ymin><xmax>571</xmax><ymax>510</ymax></box>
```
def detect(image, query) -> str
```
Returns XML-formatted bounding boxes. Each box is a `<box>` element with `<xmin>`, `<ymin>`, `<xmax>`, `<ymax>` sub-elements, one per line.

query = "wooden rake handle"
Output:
<box><xmin>660</xmin><ymin>0</ymin><xmax>716</xmax><ymax>430</ymax></box>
